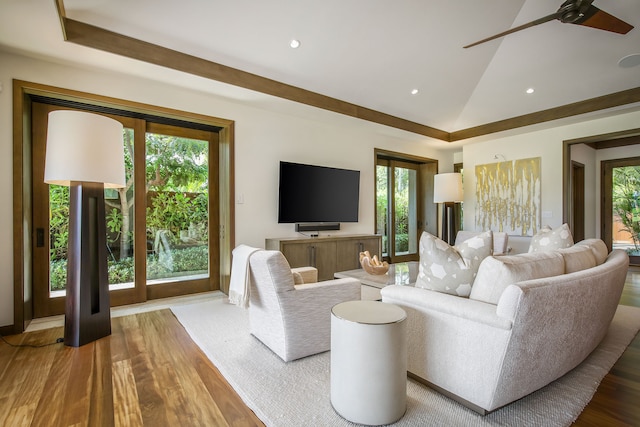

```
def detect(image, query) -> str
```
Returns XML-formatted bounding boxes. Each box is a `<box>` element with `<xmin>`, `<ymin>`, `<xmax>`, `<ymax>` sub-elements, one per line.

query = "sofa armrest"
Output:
<box><xmin>381</xmin><ymin>285</ymin><xmax>512</xmax><ymax>330</ymax></box>
<box><xmin>291</xmin><ymin>266</ymin><xmax>318</xmax><ymax>283</ymax></box>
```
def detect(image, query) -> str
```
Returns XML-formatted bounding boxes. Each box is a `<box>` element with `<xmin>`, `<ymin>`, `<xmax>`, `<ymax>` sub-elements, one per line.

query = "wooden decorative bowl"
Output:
<box><xmin>360</xmin><ymin>255</ymin><xmax>389</xmax><ymax>275</ymax></box>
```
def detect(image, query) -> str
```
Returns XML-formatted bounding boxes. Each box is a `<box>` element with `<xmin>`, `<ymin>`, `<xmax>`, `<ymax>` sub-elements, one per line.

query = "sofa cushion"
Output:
<box><xmin>528</xmin><ymin>224</ymin><xmax>574</xmax><ymax>253</ymax></box>
<box><xmin>557</xmin><ymin>245</ymin><xmax>597</xmax><ymax>273</ymax></box>
<box><xmin>575</xmin><ymin>239</ymin><xmax>609</xmax><ymax>265</ymax></box>
<box><xmin>470</xmin><ymin>251</ymin><xmax>565</xmax><ymax>304</ymax></box>
<box><xmin>415</xmin><ymin>230</ymin><xmax>493</xmax><ymax>297</ymax></box>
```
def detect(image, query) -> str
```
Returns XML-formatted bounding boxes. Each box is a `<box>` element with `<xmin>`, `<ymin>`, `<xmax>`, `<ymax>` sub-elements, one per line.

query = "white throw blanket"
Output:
<box><xmin>228</xmin><ymin>244</ymin><xmax>261</xmax><ymax>308</ymax></box>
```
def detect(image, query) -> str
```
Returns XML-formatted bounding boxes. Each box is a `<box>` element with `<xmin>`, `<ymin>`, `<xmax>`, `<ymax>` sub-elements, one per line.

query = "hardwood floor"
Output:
<box><xmin>0</xmin><ymin>298</ymin><xmax>263</xmax><ymax>427</ymax></box>
<box><xmin>1</xmin><ymin>268</ymin><xmax>639</xmax><ymax>426</ymax></box>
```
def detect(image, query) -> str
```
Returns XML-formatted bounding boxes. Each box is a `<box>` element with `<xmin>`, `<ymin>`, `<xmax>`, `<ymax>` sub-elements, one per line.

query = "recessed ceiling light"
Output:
<box><xmin>289</xmin><ymin>39</ymin><xmax>301</xmax><ymax>49</ymax></box>
<box><xmin>618</xmin><ymin>53</ymin><xmax>640</xmax><ymax>68</ymax></box>
<box><xmin>526</xmin><ymin>88</ymin><xmax>535</xmax><ymax>94</ymax></box>
<box><xmin>411</xmin><ymin>89</ymin><xmax>419</xmax><ymax>95</ymax></box>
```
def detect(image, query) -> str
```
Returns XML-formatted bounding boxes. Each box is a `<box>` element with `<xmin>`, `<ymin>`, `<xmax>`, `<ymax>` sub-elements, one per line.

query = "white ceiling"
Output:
<box><xmin>1</xmin><ymin>0</ymin><xmax>639</xmax><ymax>139</ymax></box>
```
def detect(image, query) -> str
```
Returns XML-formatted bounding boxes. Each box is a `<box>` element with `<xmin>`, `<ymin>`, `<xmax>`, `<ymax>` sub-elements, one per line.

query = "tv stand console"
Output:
<box><xmin>266</xmin><ymin>234</ymin><xmax>382</xmax><ymax>281</ymax></box>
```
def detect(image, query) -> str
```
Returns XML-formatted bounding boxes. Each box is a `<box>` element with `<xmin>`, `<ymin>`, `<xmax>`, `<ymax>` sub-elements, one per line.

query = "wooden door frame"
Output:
<box><xmin>571</xmin><ymin>160</ymin><xmax>585</xmax><ymax>242</ymax></box>
<box><xmin>11</xmin><ymin>79</ymin><xmax>235</xmax><ymax>334</ymax></box>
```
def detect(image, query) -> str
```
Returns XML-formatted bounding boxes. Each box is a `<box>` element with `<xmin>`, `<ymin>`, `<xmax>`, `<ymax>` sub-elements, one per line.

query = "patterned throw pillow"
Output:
<box><xmin>415</xmin><ymin>231</ymin><xmax>493</xmax><ymax>297</ymax></box>
<box><xmin>528</xmin><ymin>224</ymin><xmax>574</xmax><ymax>253</ymax></box>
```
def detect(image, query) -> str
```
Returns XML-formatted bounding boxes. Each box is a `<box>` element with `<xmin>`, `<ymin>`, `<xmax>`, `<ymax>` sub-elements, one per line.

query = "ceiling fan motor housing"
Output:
<box><xmin>558</xmin><ymin>0</ymin><xmax>592</xmax><ymax>23</ymax></box>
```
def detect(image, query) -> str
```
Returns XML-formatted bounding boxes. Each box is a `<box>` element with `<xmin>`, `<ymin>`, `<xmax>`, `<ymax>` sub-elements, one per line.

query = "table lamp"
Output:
<box><xmin>433</xmin><ymin>173</ymin><xmax>463</xmax><ymax>245</ymax></box>
<box><xmin>45</xmin><ymin>110</ymin><xmax>125</xmax><ymax>347</ymax></box>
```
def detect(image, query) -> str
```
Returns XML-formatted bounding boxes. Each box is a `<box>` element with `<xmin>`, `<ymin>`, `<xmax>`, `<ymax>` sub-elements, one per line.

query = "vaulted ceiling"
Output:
<box><xmin>1</xmin><ymin>0</ymin><xmax>639</xmax><ymax>144</ymax></box>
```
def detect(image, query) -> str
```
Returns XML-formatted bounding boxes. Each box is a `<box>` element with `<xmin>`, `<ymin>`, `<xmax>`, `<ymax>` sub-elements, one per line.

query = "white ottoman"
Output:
<box><xmin>330</xmin><ymin>300</ymin><xmax>407</xmax><ymax>425</ymax></box>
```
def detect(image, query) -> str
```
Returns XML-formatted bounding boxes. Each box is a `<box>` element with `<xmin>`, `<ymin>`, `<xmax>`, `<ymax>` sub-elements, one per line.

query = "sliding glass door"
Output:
<box><xmin>603</xmin><ymin>157</ymin><xmax>640</xmax><ymax>266</ymax></box>
<box><xmin>32</xmin><ymin>102</ymin><xmax>219</xmax><ymax>317</ymax></box>
<box><xmin>376</xmin><ymin>159</ymin><xmax>420</xmax><ymax>263</ymax></box>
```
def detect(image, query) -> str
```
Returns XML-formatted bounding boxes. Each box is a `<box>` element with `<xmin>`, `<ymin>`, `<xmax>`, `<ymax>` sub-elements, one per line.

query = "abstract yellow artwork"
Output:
<box><xmin>475</xmin><ymin>157</ymin><xmax>541</xmax><ymax>236</ymax></box>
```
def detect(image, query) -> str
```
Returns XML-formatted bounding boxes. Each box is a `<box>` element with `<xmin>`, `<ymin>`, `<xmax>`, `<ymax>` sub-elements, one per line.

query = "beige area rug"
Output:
<box><xmin>171</xmin><ymin>299</ymin><xmax>640</xmax><ymax>426</ymax></box>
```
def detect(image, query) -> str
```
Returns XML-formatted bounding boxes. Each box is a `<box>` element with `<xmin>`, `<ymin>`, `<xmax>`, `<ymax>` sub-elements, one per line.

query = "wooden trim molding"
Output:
<box><xmin>54</xmin><ymin>1</ymin><xmax>640</xmax><ymax>143</ymax></box>
<box><xmin>449</xmin><ymin>88</ymin><xmax>640</xmax><ymax>142</ymax></box>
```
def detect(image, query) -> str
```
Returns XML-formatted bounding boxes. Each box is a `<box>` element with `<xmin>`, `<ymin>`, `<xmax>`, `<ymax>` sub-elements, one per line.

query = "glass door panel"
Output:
<box><xmin>611</xmin><ymin>165</ymin><xmax>640</xmax><ymax>257</ymax></box>
<box><xmin>394</xmin><ymin>166</ymin><xmax>418</xmax><ymax>258</ymax></box>
<box><xmin>376</xmin><ymin>164</ymin><xmax>390</xmax><ymax>257</ymax></box>
<box><xmin>145</xmin><ymin>131</ymin><xmax>209</xmax><ymax>284</ymax></box>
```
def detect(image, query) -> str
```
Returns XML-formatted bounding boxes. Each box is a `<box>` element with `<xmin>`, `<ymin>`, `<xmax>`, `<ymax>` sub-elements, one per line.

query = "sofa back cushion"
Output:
<box><xmin>416</xmin><ymin>230</ymin><xmax>493</xmax><ymax>297</ymax></box>
<box><xmin>455</xmin><ymin>230</ymin><xmax>509</xmax><ymax>255</ymax></box>
<box><xmin>528</xmin><ymin>223</ymin><xmax>574</xmax><ymax>253</ymax></box>
<box><xmin>470</xmin><ymin>251</ymin><xmax>565</xmax><ymax>304</ymax></box>
<box><xmin>575</xmin><ymin>239</ymin><xmax>609</xmax><ymax>265</ymax></box>
<box><xmin>557</xmin><ymin>245</ymin><xmax>597</xmax><ymax>273</ymax></box>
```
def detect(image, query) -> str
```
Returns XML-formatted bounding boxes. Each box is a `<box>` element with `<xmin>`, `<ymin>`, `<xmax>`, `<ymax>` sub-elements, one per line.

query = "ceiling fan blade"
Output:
<box><xmin>573</xmin><ymin>5</ymin><xmax>634</xmax><ymax>34</ymax></box>
<box><xmin>464</xmin><ymin>13</ymin><xmax>560</xmax><ymax>48</ymax></box>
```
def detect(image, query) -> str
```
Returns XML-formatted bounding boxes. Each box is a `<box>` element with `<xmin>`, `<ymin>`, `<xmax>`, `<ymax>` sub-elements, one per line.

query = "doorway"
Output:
<box><xmin>601</xmin><ymin>157</ymin><xmax>640</xmax><ymax>266</ymax></box>
<box><xmin>375</xmin><ymin>150</ymin><xmax>437</xmax><ymax>263</ymax></box>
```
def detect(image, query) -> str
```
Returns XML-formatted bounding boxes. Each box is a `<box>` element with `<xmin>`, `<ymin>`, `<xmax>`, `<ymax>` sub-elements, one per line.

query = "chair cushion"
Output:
<box><xmin>528</xmin><ymin>224</ymin><xmax>574</xmax><ymax>253</ymax></box>
<box><xmin>416</xmin><ymin>230</ymin><xmax>493</xmax><ymax>297</ymax></box>
<box><xmin>470</xmin><ymin>251</ymin><xmax>565</xmax><ymax>304</ymax></box>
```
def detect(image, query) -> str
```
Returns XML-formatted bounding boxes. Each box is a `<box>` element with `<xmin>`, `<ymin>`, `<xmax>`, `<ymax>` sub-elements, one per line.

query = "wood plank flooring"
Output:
<box><xmin>0</xmin><ymin>306</ymin><xmax>263</xmax><ymax>426</ymax></box>
<box><xmin>0</xmin><ymin>268</ymin><xmax>638</xmax><ymax>426</ymax></box>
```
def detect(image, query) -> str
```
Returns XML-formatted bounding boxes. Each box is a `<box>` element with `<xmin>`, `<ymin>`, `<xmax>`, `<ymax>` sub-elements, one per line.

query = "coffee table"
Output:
<box><xmin>334</xmin><ymin>261</ymin><xmax>418</xmax><ymax>300</ymax></box>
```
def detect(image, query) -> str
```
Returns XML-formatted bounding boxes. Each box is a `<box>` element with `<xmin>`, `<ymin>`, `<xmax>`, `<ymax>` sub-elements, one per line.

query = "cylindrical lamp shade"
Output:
<box><xmin>44</xmin><ymin>110</ymin><xmax>126</xmax><ymax>188</ymax></box>
<box><xmin>433</xmin><ymin>172</ymin><xmax>463</xmax><ymax>203</ymax></box>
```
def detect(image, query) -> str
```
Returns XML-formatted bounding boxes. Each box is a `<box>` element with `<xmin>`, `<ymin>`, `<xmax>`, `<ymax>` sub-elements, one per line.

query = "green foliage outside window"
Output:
<box><xmin>49</xmin><ymin>130</ymin><xmax>210</xmax><ymax>290</ymax></box>
<box><xmin>613</xmin><ymin>166</ymin><xmax>640</xmax><ymax>255</ymax></box>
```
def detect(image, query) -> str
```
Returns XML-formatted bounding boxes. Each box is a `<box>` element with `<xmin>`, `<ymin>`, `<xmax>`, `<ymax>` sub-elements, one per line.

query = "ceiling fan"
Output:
<box><xmin>464</xmin><ymin>0</ymin><xmax>634</xmax><ymax>48</ymax></box>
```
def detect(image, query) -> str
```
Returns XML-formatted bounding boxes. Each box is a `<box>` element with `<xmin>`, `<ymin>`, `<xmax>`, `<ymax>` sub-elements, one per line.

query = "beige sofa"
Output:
<box><xmin>381</xmin><ymin>239</ymin><xmax>629</xmax><ymax>413</ymax></box>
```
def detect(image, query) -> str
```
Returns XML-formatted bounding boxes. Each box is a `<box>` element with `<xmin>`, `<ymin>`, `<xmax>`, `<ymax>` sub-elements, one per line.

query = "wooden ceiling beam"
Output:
<box><xmin>54</xmin><ymin>2</ymin><xmax>640</xmax><ymax>143</ymax></box>
<box><xmin>449</xmin><ymin>87</ymin><xmax>640</xmax><ymax>142</ymax></box>
<box><xmin>57</xmin><ymin>14</ymin><xmax>450</xmax><ymax>142</ymax></box>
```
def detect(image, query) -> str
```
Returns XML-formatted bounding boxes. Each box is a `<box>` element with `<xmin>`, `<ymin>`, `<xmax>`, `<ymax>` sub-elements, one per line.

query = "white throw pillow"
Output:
<box><xmin>415</xmin><ymin>230</ymin><xmax>493</xmax><ymax>297</ymax></box>
<box><xmin>470</xmin><ymin>251</ymin><xmax>565</xmax><ymax>305</ymax></box>
<box><xmin>528</xmin><ymin>224</ymin><xmax>574</xmax><ymax>253</ymax></box>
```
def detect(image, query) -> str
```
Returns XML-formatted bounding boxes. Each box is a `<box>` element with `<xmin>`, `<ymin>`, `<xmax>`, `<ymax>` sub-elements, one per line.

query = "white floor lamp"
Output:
<box><xmin>45</xmin><ymin>110</ymin><xmax>125</xmax><ymax>347</ymax></box>
<box><xmin>434</xmin><ymin>173</ymin><xmax>463</xmax><ymax>245</ymax></box>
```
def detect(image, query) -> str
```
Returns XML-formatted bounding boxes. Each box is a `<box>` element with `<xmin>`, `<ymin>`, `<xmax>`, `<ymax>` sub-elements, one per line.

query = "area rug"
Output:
<box><xmin>171</xmin><ymin>299</ymin><xmax>640</xmax><ymax>426</ymax></box>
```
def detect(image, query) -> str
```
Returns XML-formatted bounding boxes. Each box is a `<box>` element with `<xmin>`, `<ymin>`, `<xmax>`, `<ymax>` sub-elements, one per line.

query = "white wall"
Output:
<box><xmin>0</xmin><ymin>51</ymin><xmax>448</xmax><ymax>327</ymax></box>
<box><xmin>462</xmin><ymin>111</ymin><xmax>640</xmax><ymax>253</ymax></box>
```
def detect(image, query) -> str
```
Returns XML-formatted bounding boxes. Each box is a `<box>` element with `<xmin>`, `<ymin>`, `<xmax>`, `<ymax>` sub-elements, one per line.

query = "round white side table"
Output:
<box><xmin>330</xmin><ymin>300</ymin><xmax>407</xmax><ymax>426</ymax></box>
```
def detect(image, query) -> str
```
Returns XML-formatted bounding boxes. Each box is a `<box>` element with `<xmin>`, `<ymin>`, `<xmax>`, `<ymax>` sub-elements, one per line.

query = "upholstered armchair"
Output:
<box><xmin>248</xmin><ymin>250</ymin><xmax>361</xmax><ymax>362</ymax></box>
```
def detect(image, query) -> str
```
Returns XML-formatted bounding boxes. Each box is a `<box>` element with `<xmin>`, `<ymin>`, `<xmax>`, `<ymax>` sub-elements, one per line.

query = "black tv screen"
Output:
<box><xmin>278</xmin><ymin>161</ymin><xmax>360</xmax><ymax>223</ymax></box>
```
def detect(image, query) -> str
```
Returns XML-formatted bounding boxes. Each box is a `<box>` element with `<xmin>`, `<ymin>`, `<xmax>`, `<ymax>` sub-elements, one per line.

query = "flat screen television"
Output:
<box><xmin>278</xmin><ymin>161</ymin><xmax>360</xmax><ymax>224</ymax></box>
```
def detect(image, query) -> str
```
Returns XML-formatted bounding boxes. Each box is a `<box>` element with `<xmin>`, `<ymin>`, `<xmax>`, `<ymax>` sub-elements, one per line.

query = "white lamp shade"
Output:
<box><xmin>44</xmin><ymin>110</ymin><xmax>126</xmax><ymax>188</ymax></box>
<box><xmin>433</xmin><ymin>172</ymin><xmax>463</xmax><ymax>203</ymax></box>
